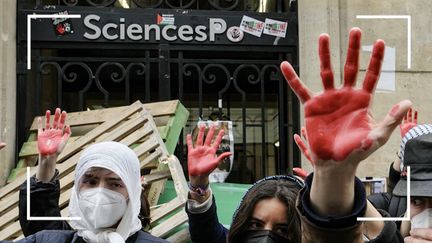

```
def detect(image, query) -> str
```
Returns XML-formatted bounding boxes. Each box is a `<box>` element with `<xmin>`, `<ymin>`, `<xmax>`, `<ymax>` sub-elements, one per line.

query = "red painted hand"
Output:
<box><xmin>37</xmin><ymin>108</ymin><xmax>71</xmax><ymax>156</ymax></box>
<box><xmin>281</xmin><ymin>28</ymin><xmax>411</xmax><ymax>164</ymax></box>
<box><xmin>293</xmin><ymin>167</ymin><xmax>308</xmax><ymax>180</ymax></box>
<box><xmin>187</xmin><ymin>125</ymin><xmax>232</xmax><ymax>177</ymax></box>
<box><xmin>400</xmin><ymin>108</ymin><xmax>418</xmax><ymax>137</ymax></box>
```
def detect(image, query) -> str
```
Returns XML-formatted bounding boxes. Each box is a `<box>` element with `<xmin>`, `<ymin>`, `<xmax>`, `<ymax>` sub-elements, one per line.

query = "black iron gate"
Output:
<box><xmin>16</xmin><ymin>1</ymin><xmax>300</xmax><ymax>183</ymax></box>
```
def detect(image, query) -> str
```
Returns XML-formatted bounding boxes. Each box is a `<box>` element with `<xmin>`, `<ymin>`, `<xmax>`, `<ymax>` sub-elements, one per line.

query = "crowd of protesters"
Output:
<box><xmin>0</xmin><ymin>27</ymin><xmax>432</xmax><ymax>243</ymax></box>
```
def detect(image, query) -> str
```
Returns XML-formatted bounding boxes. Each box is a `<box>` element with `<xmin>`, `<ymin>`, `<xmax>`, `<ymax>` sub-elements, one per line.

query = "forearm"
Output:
<box><xmin>35</xmin><ymin>154</ymin><xmax>57</xmax><ymax>183</ymax></box>
<box><xmin>310</xmin><ymin>163</ymin><xmax>356</xmax><ymax>216</ymax></box>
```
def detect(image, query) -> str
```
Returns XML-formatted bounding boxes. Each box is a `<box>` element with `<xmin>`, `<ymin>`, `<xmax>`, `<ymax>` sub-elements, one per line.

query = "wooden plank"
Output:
<box><xmin>142</xmin><ymin>100</ymin><xmax>179</xmax><ymax>118</ymax></box>
<box><xmin>19</xmin><ymin>137</ymin><xmax>80</xmax><ymax>157</ymax></box>
<box><xmin>166</xmin><ymin>156</ymin><xmax>188</xmax><ymax>202</ymax></box>
<box><xmin>143</xmin><ymin>171</ymin><xmax>171</xmax><ymax>185</ymax></box>
<box><xmin>150</xmin><ymin>211</ymin><xmax>188</xmax><ymax>238</ymax></box>
<box><xmin>0</xmin><ymin>190</ymin><xmax>19</xmax><ymax>215</ymax></box>
<box><xmin>28</xmin><ymin>100</ymin><xmax>179</xmax><ymax>130</ymax></box>
<box><xmin>139</xmin><ymin>148</ymin><xmax>162</xmax><ymax>168</ymax></box>
<box><xmin>29</xmin><ymin>106</ymin><xmax>130</xmax><ymax>130</ymax></box>
<box><xmin>150</xmin><ymin>197</ymin><xmax>184</xmax><ymax>223</ymax></box>
<box><xmin>163</xmin><ymin>102</ymin><xmax>189</xmax><ymax>154</ymax></box>
<box><xmin>166</xmin><ymin>228</ymin><xmax>190</xmax><ymax>243</ymax></box>
<box><xmin>0</xmin><ymin>219</ymin><xmax>21</xmax><ymax>241</ymax></box>
<box><xmin>0</xmin><ymin>101</ymin><xmax>143</xmax><ymax>200</ymax></box>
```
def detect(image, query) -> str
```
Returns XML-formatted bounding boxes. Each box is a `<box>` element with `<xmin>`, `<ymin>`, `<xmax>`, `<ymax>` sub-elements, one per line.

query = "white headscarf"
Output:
<box><xmin>68</xmin><ymin>141</ymin><xmax>142</xmax><ymax>243</ymax></box>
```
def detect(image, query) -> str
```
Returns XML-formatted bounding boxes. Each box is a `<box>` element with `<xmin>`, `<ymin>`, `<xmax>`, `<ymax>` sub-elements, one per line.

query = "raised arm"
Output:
<box><xmin>19</xmin><ymin>108</ymin><xmax>72</xmax><ymax>236</ymax></box>
<box><xmin>36</xmin><ymin>108</ymin><xmax>71</xmax><ymax>182</ymax></box>
<box><xmin>186</xmin><ymin>125</ymin><xmax>231</xmax><ymax>243</ymax></box>
<box><xmin>281</xmin><ymin>27</ymin><xmax>410</xmax><ymax>242</ymax></box>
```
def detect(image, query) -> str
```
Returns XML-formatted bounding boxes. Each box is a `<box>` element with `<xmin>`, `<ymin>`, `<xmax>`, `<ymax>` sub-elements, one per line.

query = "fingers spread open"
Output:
<box><xmin>319</xmin><ymin>34</ymin><xmax>335</xmax><ymax>90</ymax></box>
<box><xmin>344</xmin><ymin>28</ymin><xmax>361</xmax><ymax>87</ymax></box>
<box><xmin>196</xmin><ymin>125</ymin><xmax>205</xmax><ymax>147</ymax></box>
<box><xmin>59</xmin><ymin>111</ymin><xmax>67</xmax><ymax>129</ymax></box>
<box><xmin>53</xmin><ymin>108</ymin><xmax>61</xmax><ymax>129</ymax></box>
<box><xmin>37</xmin><ymin>117</ymin><xmax>43</xmax><ymax>134</ymax></box>
<box><xmin>294</xmin><ymin>134</ymin><xmax>314</xmax><ymax>166</ymax></box>
<box><xmin>204</xmin><ymin>125</ymin><xmax>216</xmax><ymax>146</ymax></box>
<box><xmin>301</xmin><ymin>126</ymin><xmax>308</xmax><ymax>143</ymax></box>
<box><xmin>186</xmin><ymin>134</ymin><xmax>194</xmax><ymax>151</ymax></box>
<box><xmin>212</xmin><ymin>129</ymin><xmax>225</xmax><ymax>150</ymax></box>
<box><xmin>373</xmin><ymin>100</ymin><xmax>412</xmax><ymax>147</ymax></box>
<box><xmin>45</xmin><ymin>110</ymin><xmax>51</xmax><ymax>130</ymax></box>
<box><xmin>363</xmin><ymin>39</ymin><xmax>385</xmax><ymax>93</ymax></box>
<box><xmin>280</xmin><ymin>61</ymin><xmax>313</xmax><ymax>103</ymax></box>
<box><xmin>216</xmin><ymin>151</ymin><xmax>232</xmax><ymax>164</ymax></box>
<box><xmin>62</xmin><ymin>125</ymin><xmax>72</xmax><ymax>141</ymax></box>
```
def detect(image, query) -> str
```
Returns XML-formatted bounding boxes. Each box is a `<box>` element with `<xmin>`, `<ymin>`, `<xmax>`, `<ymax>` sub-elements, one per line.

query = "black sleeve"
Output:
<box><xmin>367</xmin><ymin>193</ymin><xmax>391</xmax><ymax>213</ymax></box>
<box><xmin>185</xmin><ymin>196</ymin><xmax>228</xmax><ymax>243</ymax></box>
<box><xmin>369</xmin><ymin>209</ymin><xmax>403</xmax><ymax>243</ymax></box>
<box><xmin>387</xmin><ymin>162</ymin><xmax>401</xmax><ymax>193</ymax></box>
<box><xmin>299</xmin><ymin>174</ymin><xmax>367</xmax><ymax>229</ymax></box>
<box><xmin>19</xmin><ymin>169</ymin><xmax>71</xmax><ymax>236</ymax></box>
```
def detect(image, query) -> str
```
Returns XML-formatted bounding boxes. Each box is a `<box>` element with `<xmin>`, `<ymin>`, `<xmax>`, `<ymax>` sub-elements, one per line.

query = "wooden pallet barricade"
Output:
<box><xmin>0</xmin><ymin>100</ymin><xmax>189</xmax><ymax>241</ymax></box>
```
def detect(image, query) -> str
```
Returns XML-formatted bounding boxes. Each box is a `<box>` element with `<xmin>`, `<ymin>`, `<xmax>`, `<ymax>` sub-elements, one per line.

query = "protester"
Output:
<box><xmin>185</xmin><ymin>125</ymin><xmax>304</xmax><ymax>243</ymax></box>
<box><xmin>280</xmin><ymin>27</ymin><xmax>410</xmax><ymax>242</ymax></box>
<box><xmin>368</xmin><ymin>109</ymin><xmax>418</xmax><ymax>224</ymax></box>
<box><xmin>13</xmin><ymin>108</ymin><xmax>166</xmax><ymax>243</ymax></box>
<box><xmin>390</xmin><ymin>126</ymin><xmax>432</xmax><ymax>242</ymax></box>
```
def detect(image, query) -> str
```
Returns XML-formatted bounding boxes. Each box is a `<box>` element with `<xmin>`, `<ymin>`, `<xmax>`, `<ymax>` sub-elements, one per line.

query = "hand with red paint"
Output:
<box><xmin>281</xmin><ymin>28</ymin><xmax>411</xmax><ymax>216</ymax></box>
<box><xmin>187</xmin><ymin>125</ymin><xmax>232</xmax><ymax>201</ymax></box>
<box><xmin>36</xmin><ymin>108</ymin><xmax>71</xmax><ymax>182</ymax></box>
<box><xmin>293</xmin><ymin>167</ymin><xmax>308</xmax><ymax>180</ymax></box>
<box><xmin>400</xmin><ymin>108</ymin><xmax>418</xmax><ymax>138</ymax></box>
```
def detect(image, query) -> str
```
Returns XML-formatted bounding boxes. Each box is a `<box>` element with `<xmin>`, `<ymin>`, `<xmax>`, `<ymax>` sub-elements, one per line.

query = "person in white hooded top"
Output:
<box><xmin>12</xmin><ymin>108</ymin><xmax>167</xmax><ymax>243</ymax></box>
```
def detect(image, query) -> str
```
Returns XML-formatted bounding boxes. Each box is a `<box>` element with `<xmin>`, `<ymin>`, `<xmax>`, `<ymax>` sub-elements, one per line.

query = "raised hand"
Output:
<box><xmin>37</xmin><ymin>108</ymin><xmax>71</xmax><ymax>156</ymax></box>
<box><xmin>187</xmin><ymin>125</ymin><xmax>232</xmax><ymax>190</ymax></box>
<box><xmin>281</xmin><ymin>28</ymin><xmax>411</xmax><ymax>166</ymax></box>
<box><xmin>187</xmin><ymin>126</ymin><xmax>232</xmax><ymax>177</ymax></box>
<box><xmin>400</xmin><ymin>108</ymin><xmax>418</xmax><ymax>137</ymax></box>
<box><xmin>281</xmin><ymin>28</ymin><xmax>411</xmax><ymax>218</ymax></box>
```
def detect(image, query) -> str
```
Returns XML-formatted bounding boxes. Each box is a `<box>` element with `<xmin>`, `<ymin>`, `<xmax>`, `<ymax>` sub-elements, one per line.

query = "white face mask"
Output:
<box><xmin>411</xmin><ymin>208</ymin><xmax>432</xmax><ymax>229</ymax></box>
<box><xmin>78</xmin><ymin>187</ymin><xmax>127</xmax><ymax>230</ymax></box>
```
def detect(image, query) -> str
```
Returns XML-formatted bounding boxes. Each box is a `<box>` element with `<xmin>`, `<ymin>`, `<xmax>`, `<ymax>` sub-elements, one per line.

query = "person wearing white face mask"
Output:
<box><xmin>14</xmin><ymin>108</ymin><xmax>167</xmax><ymax>243</ymax></box>
<box><xmin>391</xmin><ymin>125</ymin><xmax>432</xmax><ymax>242</ymax></box>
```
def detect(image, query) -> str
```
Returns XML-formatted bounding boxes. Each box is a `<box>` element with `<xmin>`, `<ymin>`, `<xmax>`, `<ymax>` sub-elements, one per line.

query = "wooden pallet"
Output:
<box><xmin>0</xmin><ymin>100</ymin><xmax>189</xmax><ymax>241</ymax></box>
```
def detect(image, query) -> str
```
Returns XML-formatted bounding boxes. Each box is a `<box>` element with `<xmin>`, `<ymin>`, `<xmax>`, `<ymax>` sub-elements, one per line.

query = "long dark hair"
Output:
<box><xmin>139</xmin><ymin>187</ymin><xmax>151</xmax><ymax>229</ymax></box>
<box><xmin>228</xmin><ymin>177</ymin><xmax>302</xmax><ymax>243</ymax></box>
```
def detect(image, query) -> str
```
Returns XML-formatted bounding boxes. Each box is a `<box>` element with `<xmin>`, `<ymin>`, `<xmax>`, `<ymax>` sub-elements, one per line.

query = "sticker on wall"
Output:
<box><xmin>240</xmin><ymin>15</ymin><xmax>264</xmax><ymax>37</ymax></box>
<box><xmin>51</xmin><ymin>11</ymin><xmax>74</xmax><ymax>36</ymax></box>
<box><xmin>157</xmin><ymin>14</ymin><xmax>175</xmax><ymax>25</ymax></box>
<box><xmin>226</xmin><ymin>26</ymin><xmax>244</xmax><ymax>43</ymax></box>
<box><xmin>264</xmin><ymin>18</ymin><xmax>287</xmax><ymax>38</ymax></box>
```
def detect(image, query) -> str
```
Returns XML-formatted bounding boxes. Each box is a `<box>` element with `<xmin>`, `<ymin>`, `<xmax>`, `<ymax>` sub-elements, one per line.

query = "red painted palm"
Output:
<box><xmin>187</xmin><ymin>126</ymin><xmax>232</xmax><ymax>176</ymax></box>
<box><xmin>281</xmin><ymin>28</ymin><xmax>411</xmax><ymax>165</ymax></box>
<box><xmin>38</xmin><ymin>108</ymin><xmax>71</xmax><ymax>156</ymax></box>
